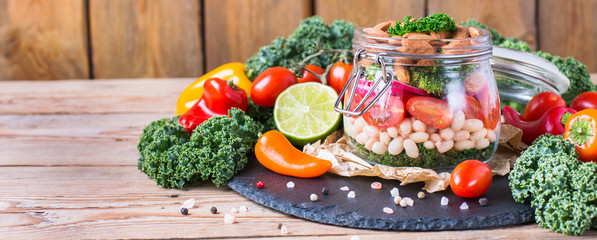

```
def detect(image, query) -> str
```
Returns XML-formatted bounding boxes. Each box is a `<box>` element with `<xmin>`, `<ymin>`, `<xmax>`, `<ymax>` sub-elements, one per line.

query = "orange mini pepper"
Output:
<box><xmin>176</xmin><ymin>62</ymin><xmax>252</xmax><ymax>115</ymax></box>
<box><xmin>255</xmin><ymin>130</ymin><xmax>332</xmax><ymax>178</ymax></box>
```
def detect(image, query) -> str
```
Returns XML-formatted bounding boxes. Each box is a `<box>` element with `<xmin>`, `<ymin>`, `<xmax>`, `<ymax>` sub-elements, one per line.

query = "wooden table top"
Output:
<box><xmin>1</xmin><ymin>77</ymin><xmax>596</xmax><ymax>239</ymax></box>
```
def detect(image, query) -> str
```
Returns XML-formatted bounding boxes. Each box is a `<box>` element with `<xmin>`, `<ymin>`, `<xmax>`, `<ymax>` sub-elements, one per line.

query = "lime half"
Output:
<box><xmin>274</xmin><ymin>82</ymin><xmax>342</xmax><ymax>146</ymax></box>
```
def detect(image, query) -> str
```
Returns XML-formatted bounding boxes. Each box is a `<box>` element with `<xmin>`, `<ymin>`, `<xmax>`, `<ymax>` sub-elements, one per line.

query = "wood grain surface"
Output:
<box><xmin>1</xmin><ymin>77</ymin><xmax>596</xmax><ymax>239</ymax></box>
<box><xmin>315</xmin><ymin>0</ymin><xmax>425</xmax><ymax>27</ymax></box>
<box><xmin>0</xmin><ymin>0</ymin><xmax>89</xmax><ymax>80</ymax></box>
<box><xmin>428</xmin><ymin>0</ymin><xmax>537</xmax><ymax>50</ymax></box>
<box><xmin>204</xmin><ymin>0</ymin><xmax>311</xmax><ymax>71</ymax></box>
<box><xmin>539</xmin><ymin>0</ymin><xmax>597</xmax><ymax>73</ymax></box>
<box><xmin>89</xmin><ymin>0</ymin><xmax>203</xmax><ymax>79</ymax></box>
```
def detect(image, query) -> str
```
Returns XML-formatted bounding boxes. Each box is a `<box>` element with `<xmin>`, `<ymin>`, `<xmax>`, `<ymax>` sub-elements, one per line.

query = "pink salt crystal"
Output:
<box><xmin>224</xmin><ymin>214</ymin><xmax>236</xmax><ymax>224</ymax></box>
<box><xmin>280</xmin><ymin>225</ymin><xmax>289</xmax><ymax>235</ymax></box>
<box><xmin>383</xmin><ymin>207</ymin><xmax>394</xmax><ymax>214</ymax></box>
<box><xmin>370</xmin><ymin>182</ymin><xmax>382</xmax><ymax>190</ymax></box>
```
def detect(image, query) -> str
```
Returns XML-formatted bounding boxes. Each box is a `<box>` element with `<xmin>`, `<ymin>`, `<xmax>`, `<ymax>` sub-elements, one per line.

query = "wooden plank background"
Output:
<box><xmin>0</xmin><ymin>0</ymin><xmax>596</xmax><ymax>80</ymax></box>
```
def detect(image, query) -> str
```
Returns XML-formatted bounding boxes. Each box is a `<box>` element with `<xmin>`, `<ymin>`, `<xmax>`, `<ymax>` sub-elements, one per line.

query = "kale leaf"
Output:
<box><xmin>509</xmin><ymin>134</ymin><xmax>597</xmax><ymax>235</ymax></box>
<box><xmin>137</xmin><ymin>109</ymin><xmax>264</xmax><ymax>188</ymax></box>
<box><xmin>388</xmin><ymin>13</ymin><xmax>457</xmax><ymax>36</ymax></box>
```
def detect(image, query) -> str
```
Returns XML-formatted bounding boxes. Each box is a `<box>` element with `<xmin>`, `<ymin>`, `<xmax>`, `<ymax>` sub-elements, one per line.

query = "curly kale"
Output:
<box><xmin>509</xmin><ymin>134</ymin><xmax>597</xmax><ymax>235</ymax></box>
<box><xmin>245</xmin><ymin>16</ymin><xmax>354</xmax><ymax>80</ymax></box>
<box><xmin>460</xmin><ymin>19</ymin><xmax>597</xmax><ymax>105</ymax></box>
<box><xmin>388</xmin><ymin>13</ymin><xmax>457</xmax><ymax>36</ymax></box>
<box><xmin>137</xmin><ymin>109</ymin><xmax>264</xmax><ymax>188</ymax></box>
<box><xmin>350</xmin><ymin>137</ymin><xmax>495</xmax><ymax>169</ymax></box>
<box><xmin>246</xmin><ymin>98</ymin><xmax>276</xmax><ymax>131</ymax></box>
<box><xmin>409</xmin><ymin>63</ymin><xmax>478</xmax><ymax>96</ymax></box>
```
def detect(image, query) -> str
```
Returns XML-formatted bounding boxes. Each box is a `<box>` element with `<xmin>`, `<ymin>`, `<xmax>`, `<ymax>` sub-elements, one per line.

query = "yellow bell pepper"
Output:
<box><xmin>176</xmin><ymin>62</ymin><xmax>252</xmax><ymax>115</ymax></box>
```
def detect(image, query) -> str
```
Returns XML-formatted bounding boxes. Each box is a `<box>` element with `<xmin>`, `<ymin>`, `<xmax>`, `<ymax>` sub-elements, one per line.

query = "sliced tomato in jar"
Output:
<box><xmin>406</xmin><ymin>96</ymin><xmax>453</xmax><ymax>129</ymax></box>
<box><xmin>363</xmin><ymin>94</ymin><xmax>405</xmax><ymax>128</ymax></box>
<box><xmin>477</xmin><ymin>87</ymin><xmax>500</xmax><ymax>130</ymax></box>
<box><xmin>463</xmin><ymin>95</ymin><xmax>484</xmax><ymax>121</ymax></box>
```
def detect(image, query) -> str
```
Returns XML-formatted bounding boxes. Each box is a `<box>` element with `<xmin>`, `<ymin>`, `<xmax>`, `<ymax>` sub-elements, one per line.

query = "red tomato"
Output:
<box><xmin>363</xmin><ymin>94</ymin><xmax>405</xmax><ymax>128</ymax></box>
<box><xmin>406</xmin><ymin>96</ymin><xmax>453</xmax><ymax>129</ymax></box>
<box><xmin>450</xmin><ymin>160</ymin><xmax>493</xmax><ymax>198</ymax></box>
<box><xmin>570</xmin><ymin>92</ymin><xmax>597</xmax><ymax>112</ymax></box>
<box><xmin>297</xmin><ymin>65</ymin><xmax>325</xmax><ymax>83</ymax></box>
<box><xmin>250</xmin><ymin>67</ymin><xmax>298</xmax><ymax>107</ymax></box>
<box><xmin>462</xmin><ymin>95</ymin><xmax>484</xmax><ymax>121</ymax></box>
<box><xmin>522</xmin><ymin>92</ymin><xmax>566</xmax><ymax>121</ymax></box>
<box><xmin>477</xmin><ymin>87</ymin><xmax>500</xmax><ymax>130</ymax></box>
<box><xmin>328</xmin><ymin>62</ymin><xmax>352</xmax><ymax>95</ymax></box>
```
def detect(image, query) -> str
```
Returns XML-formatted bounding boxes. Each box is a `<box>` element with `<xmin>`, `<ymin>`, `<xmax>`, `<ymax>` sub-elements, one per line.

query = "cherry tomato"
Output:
<box><xmin>406</xmin><ymin>96</ymin><xmax>453</xmax><ymax>129</ymax></box>
<box><xmin>328</xmin><ymin>61</ymin><xmax>352</xmax><ymax>95</ymax></box>
<box><xmin>450</xmin><ymin>160</ymin><xmax>493</xmax><ymax>198</ymax></box>
<box><xmin>250</xmin><ymin>67</ymin><xmax>298</xmax><ymax>107</ymax></box>
<box><xmin>477</xmin><ymin>87</ymin><xmax>500</xmax><ymax>130</ymax></box>
<box><xmin>255</xmin><ymin>130</ymin><xmax>332</xmax><ymax>178</ymax></box>
<box><xmin>522</xmin><ymin>92</ymin><xmax>566</xmax><ymax>121</ymax></box>
<box><xmin>462</xmin><ymin>95</ymin><xmax>484</xmax><ymax>121</ymax></box>
<box><xmin>447</xmin><ymin>95</ymin><xmax>484</xmax><ymax>120</ymax></box>
<box><xmin>363</xmin><ymin>94</ymin><xmax>405</xmax><ymax>128</ymax></box>
<box><xmin>565</xmin><ymin>109</ymin><xmax>597</xmax><ymax>163</ymax></box>
<box><xmin>570</xmin><ymin>92</ymin><xmax>597</xmax><ymax>112</ymax></box>
<box><xmin>298</xmin><ymin>65</ymin><xmax>325</xmax><ymax>83</ymax></box>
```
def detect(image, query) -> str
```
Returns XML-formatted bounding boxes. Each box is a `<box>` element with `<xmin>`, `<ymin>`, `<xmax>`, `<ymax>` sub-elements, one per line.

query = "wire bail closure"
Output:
<box><xmin>334</xmin><ymin>49</ymin><xmax>395</xmax><ymax>117</ymax></box>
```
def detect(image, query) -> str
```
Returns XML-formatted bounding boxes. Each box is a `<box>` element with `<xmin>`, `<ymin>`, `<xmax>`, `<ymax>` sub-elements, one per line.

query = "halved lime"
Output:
<box><xmin>274</xmin><ymin>82</ymin><xmax>342</xmax><ymax>146</ymax></box>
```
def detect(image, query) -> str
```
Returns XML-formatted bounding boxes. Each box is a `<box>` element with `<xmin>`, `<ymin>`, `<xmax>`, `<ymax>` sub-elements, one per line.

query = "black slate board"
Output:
<box><xmin>228</xmin><ymin>156</ymin><xmax>534</xmax><ymax>231</ymax></box>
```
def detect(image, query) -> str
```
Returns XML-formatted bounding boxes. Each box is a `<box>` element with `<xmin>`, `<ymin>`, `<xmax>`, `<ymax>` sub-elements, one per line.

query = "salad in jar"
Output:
<box><xmin>338</xmin><ymin>14</ymin><xmax>500</xmax><ymax>169</ymax></box>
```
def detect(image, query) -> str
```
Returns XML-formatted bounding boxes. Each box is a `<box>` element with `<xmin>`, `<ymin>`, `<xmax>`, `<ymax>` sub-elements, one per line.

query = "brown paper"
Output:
<box><xmin>303</xmin><ymin>125</ymin><xmax>522</xmax><ymax>193</ymax></box>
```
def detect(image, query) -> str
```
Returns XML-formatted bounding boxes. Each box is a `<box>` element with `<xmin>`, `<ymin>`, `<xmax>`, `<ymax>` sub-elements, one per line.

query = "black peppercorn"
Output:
<box><xmin>479</xmin><ymin>198</ymin><xmax>489</xmax><ymax>206</ymax></box>
<box><xmin>180</xmin><ymin>207</ymin><xmax>189</xmax><ymax>215</ymax></box>
<box><xmin>210</xmin><ymin>206</ymin><xmax>218</xmax><ymax>214</ymax></box>
<box><xmin>322</xmin><ymin>187</ymin><xmax>329</xmax><ymax>195</ymax></box>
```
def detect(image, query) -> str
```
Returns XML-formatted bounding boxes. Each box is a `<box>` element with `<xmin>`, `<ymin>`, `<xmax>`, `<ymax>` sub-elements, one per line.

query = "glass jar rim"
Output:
<box><xmin>353</xmin><ymin>26</ymin><xmax>493</xmax><ymax>61</ymax></box>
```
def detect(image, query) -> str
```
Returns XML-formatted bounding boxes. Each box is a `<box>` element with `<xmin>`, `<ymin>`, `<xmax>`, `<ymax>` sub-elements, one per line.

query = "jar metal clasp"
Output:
<box><xmin>334</xmin><ymin>49</ymin><xmax>395</xmax><ymax>117</ymax></box>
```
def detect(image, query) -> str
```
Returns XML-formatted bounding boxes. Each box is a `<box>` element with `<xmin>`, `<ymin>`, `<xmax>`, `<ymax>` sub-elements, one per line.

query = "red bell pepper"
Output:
<box><xmin>503</xmin><ymin>105</ymin><xmax>577</xmax><ymax>145</ymax></box>
<box><xmin>179</xmin><ymin>78</ymin><xmax>248</xmax><ymax>134</ymax></box>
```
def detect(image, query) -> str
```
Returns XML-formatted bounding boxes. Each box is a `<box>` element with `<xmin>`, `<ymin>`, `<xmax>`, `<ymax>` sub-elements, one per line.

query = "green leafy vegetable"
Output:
<box><xmin>246</xmin><ymin>98</ymin><xmax>276</xmax><ymax>131</ymax></box>
<box><xmin>409</xmin><ymin>63</ymin><xmax>478</xmax><ymax>95</ymax></box>
<box><xmin>137</xmin><ymin>109</ymin><xmax>264</xmax><ymax>188</ymax></box>
<box><xmin>387</xmin><ymin>13</ymin><xmax>457</xmax><ymax>36</ymax></box>
<box><xmin>509</xmin><ymin>134</ymin><xmax>597</xmax><ymax>235</ymax></box>
<box><xmin>245</xmin><ymin>16</ymin><xmax>354</xmax><ymax>80</ymax></box>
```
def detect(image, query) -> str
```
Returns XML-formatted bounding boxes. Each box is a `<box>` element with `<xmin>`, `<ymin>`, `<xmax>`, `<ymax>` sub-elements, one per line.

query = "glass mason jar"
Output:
<box><xmin>335</xmin><ymin>27</ymin><xmax>500</xmax><ymax>169</ymax></box>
